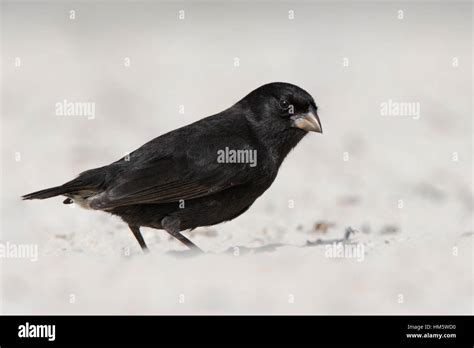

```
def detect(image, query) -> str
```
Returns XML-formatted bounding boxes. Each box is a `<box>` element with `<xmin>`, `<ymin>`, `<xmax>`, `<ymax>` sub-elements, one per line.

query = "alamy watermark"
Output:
<box><xmin>217</xmin><ymin>147</ymin><xmax>257</xmax><ymax>167</ymax></box>
<box><xmin>380</xmin><ymin>99</ymin><xmax>420</xmax><ymax>120</ymax></box>
<box><xmin>0</xmin><ymin>241</ymin><xmax>38</xmax><ymax>262</ymax></box>
<box><xmin>325</xmin><ymin>242</ymin><xmax>365</xmax><ymax>262</ymax></box>
<box><xmin>18</xmin><ymin>322</ymin><xmax>55</xmax><ymax>341</ymax></box>
<box><xmin>55</xmin><ymin>99</ymin><xmax>96</xmax><ymax>119</ymax></box>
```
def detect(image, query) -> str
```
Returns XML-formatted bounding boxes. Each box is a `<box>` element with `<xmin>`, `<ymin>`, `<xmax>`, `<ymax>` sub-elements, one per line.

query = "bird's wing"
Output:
<box><xmin>90</xmin><ymin>131</ymin><xmax>259</xmax><ymax>210</ymax></box>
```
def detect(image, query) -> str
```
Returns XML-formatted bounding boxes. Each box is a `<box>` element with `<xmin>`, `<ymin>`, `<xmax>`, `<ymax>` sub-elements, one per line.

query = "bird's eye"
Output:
<box><xmin>279</xmin><ymin>99</ymin><xmax>290</xmax><ymax>110</ymax></box>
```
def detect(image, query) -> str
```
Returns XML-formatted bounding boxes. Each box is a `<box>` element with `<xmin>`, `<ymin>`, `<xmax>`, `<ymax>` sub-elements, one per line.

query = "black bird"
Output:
<box><xmin>22</xmin><ymin>82</ymin><xmax>323</xmax><ymax>253</ymax></box>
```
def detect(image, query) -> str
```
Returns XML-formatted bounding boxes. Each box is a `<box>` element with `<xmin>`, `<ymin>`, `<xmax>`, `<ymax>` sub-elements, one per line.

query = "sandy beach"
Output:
<box><xmin>1</xmin><ymin>1</ymin><xmax>472</xmax><ymax>314</ymax></box>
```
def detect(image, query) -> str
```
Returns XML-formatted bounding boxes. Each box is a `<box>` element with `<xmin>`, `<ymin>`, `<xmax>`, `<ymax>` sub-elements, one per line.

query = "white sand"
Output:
<box><xmin>1</xmin><ymin>1</ymin><xmax>472</xmax><ymax>314</ymax></box>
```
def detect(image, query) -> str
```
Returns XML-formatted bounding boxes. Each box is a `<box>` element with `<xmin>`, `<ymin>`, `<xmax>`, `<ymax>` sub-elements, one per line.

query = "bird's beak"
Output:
<box><xmin>291</xmin><ymin>110</ymin><xmax>322</xmax><ymax>133</ymax></box>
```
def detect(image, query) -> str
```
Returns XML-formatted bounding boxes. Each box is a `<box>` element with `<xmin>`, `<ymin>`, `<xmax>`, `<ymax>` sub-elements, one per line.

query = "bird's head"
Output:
<box><xmin>242</xmin><ymin>82</ymin><xmax>322</xmax><ymax>134</ymax></box>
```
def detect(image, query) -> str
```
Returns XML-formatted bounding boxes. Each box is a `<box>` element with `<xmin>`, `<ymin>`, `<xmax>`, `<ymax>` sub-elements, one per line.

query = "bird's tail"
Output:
<box><xmin>22</xmin><ymin>166</ymin><xmax>108</xmax><ymax>201</ymax></box>
<box><xmin>22</xmin><ymin>185</ymin><xmax>71</xmax><ymax>200</ymax></box>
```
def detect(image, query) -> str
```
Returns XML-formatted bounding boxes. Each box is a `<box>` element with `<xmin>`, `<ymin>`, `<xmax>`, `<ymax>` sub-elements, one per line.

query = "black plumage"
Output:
<box><xmin>22</xmin><ymin>82</ymin><xmax>323</xmax><ymax>252</ymax></box>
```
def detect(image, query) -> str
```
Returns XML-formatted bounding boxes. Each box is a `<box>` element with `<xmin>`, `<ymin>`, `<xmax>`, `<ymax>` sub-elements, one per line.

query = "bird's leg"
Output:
<box><xmin>161</xmin><ymin>216</ymin><xmax>203</xmax><ymax>253</ymax></box>
<box><xmin>128</xmin><ymin>225</ymin><xmax>149</xmax><ymax>253</ymax></box>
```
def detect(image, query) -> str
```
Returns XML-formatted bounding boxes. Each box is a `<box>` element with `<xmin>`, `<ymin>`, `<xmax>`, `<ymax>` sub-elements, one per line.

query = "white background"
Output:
<box><xmin>1</xmin><ymin>1</ymin><xmax>472</xmax><ymax>314</ymax></box>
